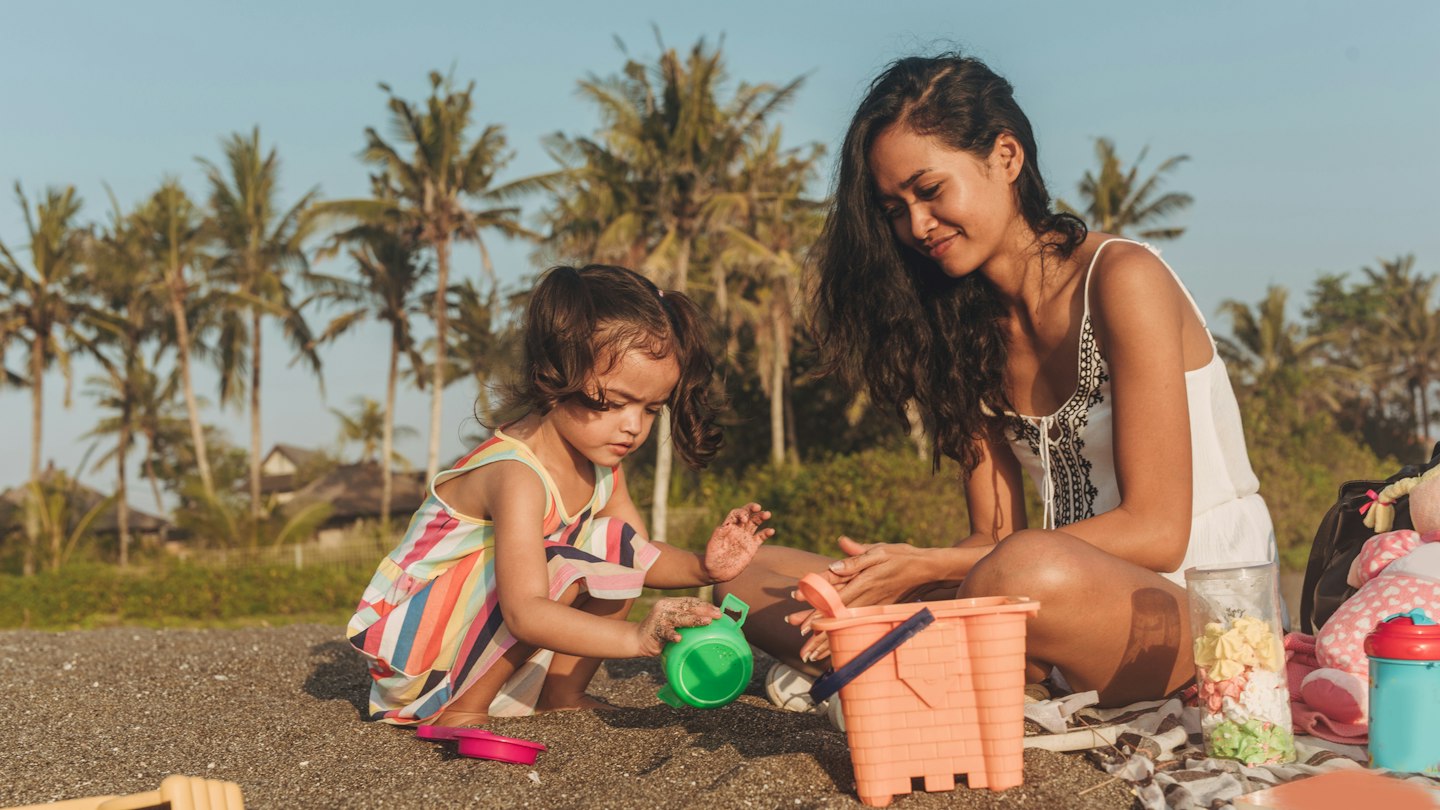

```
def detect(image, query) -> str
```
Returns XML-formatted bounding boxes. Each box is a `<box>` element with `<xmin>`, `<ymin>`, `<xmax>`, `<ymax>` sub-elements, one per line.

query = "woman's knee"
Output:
<box><xmin>963</xmin><ymin>530</ymin><xmax>1083</xmax><ymax>600</ymax></box>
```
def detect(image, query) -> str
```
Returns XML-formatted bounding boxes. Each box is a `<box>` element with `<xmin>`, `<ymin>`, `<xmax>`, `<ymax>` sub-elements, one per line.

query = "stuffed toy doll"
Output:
<box><xmin>1300</xmin><ymin>470</ymin><xmax>1440</xmax><ymax>723</ymax></box>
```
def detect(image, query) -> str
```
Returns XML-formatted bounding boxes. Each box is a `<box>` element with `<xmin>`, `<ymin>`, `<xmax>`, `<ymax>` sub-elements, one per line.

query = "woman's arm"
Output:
<box><xmin>1055</xmin><ymin>243</ymin><xmax>1197</xmax><ymax>572</ymax></box>
<box><xmin>815</xmin><ymin>428</ymin><xmax>1025</xmax><ymax>605</ymax></box>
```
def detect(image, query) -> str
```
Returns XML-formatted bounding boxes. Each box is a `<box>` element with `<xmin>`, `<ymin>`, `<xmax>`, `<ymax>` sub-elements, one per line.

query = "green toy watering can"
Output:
<box><xmin>657</xmin><ymin>593</ymin><xmax>754</xmax><ymax>709</ymax></box>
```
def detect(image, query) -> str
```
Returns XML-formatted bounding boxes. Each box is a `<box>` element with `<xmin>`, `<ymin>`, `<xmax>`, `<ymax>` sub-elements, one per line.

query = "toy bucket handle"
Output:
<box><xmin>808</xmin><ymin>608</ymin><xmax>935</xmax><ymax>703</ymax></box>
<box><xmin>719</xmin><ymin>592</ymin><xmax>750</xmax><ymax>627</ymax></box>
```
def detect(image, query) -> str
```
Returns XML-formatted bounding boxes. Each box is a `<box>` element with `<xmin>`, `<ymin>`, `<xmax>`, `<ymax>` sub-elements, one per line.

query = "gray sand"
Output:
<box><xmin>0</xmin><ymin>625</ymin><xmax>1134</xmax><ymax>809</ymax></box>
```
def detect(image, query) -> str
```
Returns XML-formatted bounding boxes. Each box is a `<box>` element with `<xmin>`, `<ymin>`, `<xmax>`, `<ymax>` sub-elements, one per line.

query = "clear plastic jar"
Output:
<box><xmin>1184</xmin><ymin>561</ymin><xmax>1295</xmax><ymax>765</ymax></box>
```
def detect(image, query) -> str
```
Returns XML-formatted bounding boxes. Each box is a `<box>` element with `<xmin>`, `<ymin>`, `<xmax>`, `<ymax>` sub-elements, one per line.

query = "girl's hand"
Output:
<box><xmin>787</xmin><ymin>536</ymin><xmax>935</xmax><ymax>663</ymax></box>
<box><xmin>702</xmin><ymin>503</ymin><xmax>776</xmax><ymax>583</ymax></box>
<box><xmin>634</xmin><ymin>597</ymin><xmax>722</xmax><ymax>657</ymax></box>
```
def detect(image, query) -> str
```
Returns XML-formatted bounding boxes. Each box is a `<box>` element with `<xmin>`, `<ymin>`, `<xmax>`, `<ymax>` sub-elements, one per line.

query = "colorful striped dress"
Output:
<box><xmin>346</xmin><ymin>429</ymin><xmax>660</xmax><ymax>722</ymax></box>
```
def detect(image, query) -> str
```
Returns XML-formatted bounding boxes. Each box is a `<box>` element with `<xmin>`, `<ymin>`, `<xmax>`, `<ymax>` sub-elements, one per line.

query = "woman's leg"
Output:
<box><xmin>713</xmin><ymin>544</ymin><xmax>834</xmax><ymax>675</ymax></box>
<box><xmin>960</xmin><ymin>529</ymin><xmax>1193</xmax><ymax>707</ymax></box>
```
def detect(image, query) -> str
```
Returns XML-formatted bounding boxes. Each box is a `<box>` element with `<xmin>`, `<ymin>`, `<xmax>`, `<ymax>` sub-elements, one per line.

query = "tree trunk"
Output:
<box><xmin>144</xmin><ymin>441</ymin><xmax>165</xmax><ymax>515</ymax></box>
<box><xmin>117</xmin><ymin>400</ymin><xmax>132</xmax><ymax>567</ymax></box>
<box><xmin>784</xmin><ymin>367</ymin><xmax>799</xmax><ymax>465</ymax></box>
<box><xmin>650</xmin><ymin>240</ymin><xmax>689</xmax><ymax>545</ymax></box>
<box><xmin>427</xmin><ymin>237</ymin><xmax>451</xmax><ymax>484</ymax></box>
<box><xmin>29</xmin><ymin>341</ymin><xmax>43</xmax><ymax>482</ymax></box>
<box><xmin>170</xmin><ymin>280</ymin><xmax>215</xmax><ymax>499</ymax></box>
<box><xmin>1421</xmin><ymin>373</ymin><xmax>1432</xmax><ymax>443</ymax></box>
<box><xmin>905</xmin><ymin>399</ymin><xmax>931</xmax><ymax>463</ymax></box>
<box><xmin>23</xmin><ymin>342</ymin><xmax>44</xmax><ymax>576</ymax></box>
<box><xmin>249</xmin><ymin>307</ymin><xmax>263</xmax><ymax>525</ymax></box>
<box><xmin>769</xmin><ymin>294</ymin><xmax>786</xmax><ymax>468</ymax></box>
<box><xmin>382</xmin><ymin>329</ymin><xmax>399</xmax><ymax>536</ymax></box>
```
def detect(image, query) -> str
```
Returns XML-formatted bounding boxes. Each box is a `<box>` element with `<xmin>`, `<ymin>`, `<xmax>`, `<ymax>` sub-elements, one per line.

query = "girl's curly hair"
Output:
<box><xmin>497</xmin><ymin>264</ymin><xmax>723</xmax><ymax>468</ymax></box>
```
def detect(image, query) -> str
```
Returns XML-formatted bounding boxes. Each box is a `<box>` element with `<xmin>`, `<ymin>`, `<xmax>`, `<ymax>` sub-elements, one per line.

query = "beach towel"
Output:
<box><xmin>1022</xmin><ymin>690</ymin><xmax>1438</xmax><ymax>809</ymax></box>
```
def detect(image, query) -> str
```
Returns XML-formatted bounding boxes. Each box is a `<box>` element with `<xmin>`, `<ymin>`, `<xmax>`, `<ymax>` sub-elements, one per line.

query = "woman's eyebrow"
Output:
<box><xmin>876</xmin><ymin>168</ymin><xmax>933</xmax><ymax>201</ymax></box>
<box><xmin>899</xmin><ymin>168</ymin><xmax>932</xmax><ymax>190</ymax></box>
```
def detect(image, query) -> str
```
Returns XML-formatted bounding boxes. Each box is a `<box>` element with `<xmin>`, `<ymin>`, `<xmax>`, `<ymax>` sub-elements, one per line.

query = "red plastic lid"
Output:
<box><xmin>1364</xmin><ymin>609</ymin><xmax>1440</xmax><ymax>661</ymax></box>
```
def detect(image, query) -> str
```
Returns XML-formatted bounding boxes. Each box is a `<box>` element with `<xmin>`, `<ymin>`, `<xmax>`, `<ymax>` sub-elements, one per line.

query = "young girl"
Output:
<box><xmin>349</xmin><ymin>264</ymin><xmax>774</xmax><ymax>726</ymax></box>
<box><xmin>721</xmin><ymin>53</ymin><xmax>1275</xmax><ymax>708</ymax></box>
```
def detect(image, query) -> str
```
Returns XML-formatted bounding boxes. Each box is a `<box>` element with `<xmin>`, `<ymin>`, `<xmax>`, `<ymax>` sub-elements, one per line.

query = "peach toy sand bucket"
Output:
<box><xmin>799</xmin><ymin>574</ymin><xmax>1040</xmax><ymax>808</ymax></box>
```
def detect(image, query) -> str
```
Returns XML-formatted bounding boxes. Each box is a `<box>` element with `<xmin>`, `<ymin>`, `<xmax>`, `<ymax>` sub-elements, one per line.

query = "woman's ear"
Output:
<box><xmin>991</xmin><ymin>132</ymin><xmax>1025</xmax><ymax>183</ymax></box>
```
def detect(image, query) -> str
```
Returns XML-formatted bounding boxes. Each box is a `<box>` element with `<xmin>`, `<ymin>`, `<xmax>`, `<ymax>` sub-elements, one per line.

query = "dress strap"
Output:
<box><xmin>1082</xmin><ymin>238</ymin><xmax>1212</xmax><ymax>338</ymax></box>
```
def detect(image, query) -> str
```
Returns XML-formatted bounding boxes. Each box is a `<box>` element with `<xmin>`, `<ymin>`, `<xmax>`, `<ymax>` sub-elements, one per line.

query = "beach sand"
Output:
<box><xmin>0</xmin><ymin>625</ymin><xmax>1134</xmax><ymax>809</ymax></box>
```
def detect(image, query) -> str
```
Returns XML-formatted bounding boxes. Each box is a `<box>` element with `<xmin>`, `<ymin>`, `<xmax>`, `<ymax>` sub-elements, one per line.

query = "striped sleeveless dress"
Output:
<box><xmin>346</xmin><ymin>429</ymin><xmax>660</xmax><ymax>722</ymax></box>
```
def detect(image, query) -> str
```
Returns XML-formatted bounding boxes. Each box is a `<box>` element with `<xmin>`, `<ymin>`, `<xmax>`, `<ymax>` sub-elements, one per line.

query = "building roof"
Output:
<box><xmin>282</xmin><ymin>462</ymin><xmax>427</xmax><ymax>525</ymax></box>
<box><xmin>0</xmin><ymin>475</ymin><xmax>171</xmax><ymax>534</ymax></box>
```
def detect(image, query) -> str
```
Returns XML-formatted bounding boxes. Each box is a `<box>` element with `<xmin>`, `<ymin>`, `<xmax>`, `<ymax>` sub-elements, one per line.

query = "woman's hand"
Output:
<box><xmin>787</xmin><ymin>536</ymin><xmax>937</xmax><ymax>663</ymax></box>
<box><xmin>634</xmin><ymin>597</ymin><xmax>723</xmax><ymax>657</ymax></box>
<box><xmin>701</xmin><ymin>503</ymin><xmax>776</xmax><ymax>583</ymax></box>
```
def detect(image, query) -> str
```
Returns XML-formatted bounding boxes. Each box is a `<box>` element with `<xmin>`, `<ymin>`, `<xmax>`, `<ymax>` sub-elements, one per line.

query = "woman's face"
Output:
<box><xmin>867</xmin><ymin>126</ymin><xmax>1022</xmax><ymax>278</ymax></box>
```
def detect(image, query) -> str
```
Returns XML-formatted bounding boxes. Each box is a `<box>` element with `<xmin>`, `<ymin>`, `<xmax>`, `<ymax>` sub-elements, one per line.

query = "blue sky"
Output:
<box><xmin>2</xmin><ymin>1</ymin><xmax>1437</xmax><ymax>501</ymax></box>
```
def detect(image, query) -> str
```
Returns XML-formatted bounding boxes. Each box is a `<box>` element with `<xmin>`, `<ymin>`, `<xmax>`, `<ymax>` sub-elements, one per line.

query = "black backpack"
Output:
<box><xmin>1299</xmin><ymin>442</ymin><xmax>1440</xmax><ymax>633</ymax></box>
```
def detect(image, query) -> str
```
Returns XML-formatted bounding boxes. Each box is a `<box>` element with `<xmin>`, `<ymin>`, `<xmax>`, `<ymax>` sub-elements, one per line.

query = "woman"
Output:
<box><xmin>719</xmin><ymin>53</ymin><xmax>1274</xmax><ymax>708</ymax></box>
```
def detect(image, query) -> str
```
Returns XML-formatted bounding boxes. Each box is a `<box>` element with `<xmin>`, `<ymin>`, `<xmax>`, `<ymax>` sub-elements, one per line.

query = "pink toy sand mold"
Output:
<box><xmin>416</xmin><ymin>725</ymin><xmax>547</xmax><ymax>765</ymax></box>
<box><xmin>801</xmin><ymin>573</ymin><xmax>1040</xmax><ymax>808</ymax></box>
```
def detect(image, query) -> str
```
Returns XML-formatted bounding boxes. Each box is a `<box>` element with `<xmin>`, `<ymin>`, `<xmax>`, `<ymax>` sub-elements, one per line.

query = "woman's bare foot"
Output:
<box><xmin>424</xmin><ymin>708</ymin><xmax>490</xmax><ymax>728</ymax></box>
<box><xmin>533</xmin><ymin>693</ymin><xmax>615</xmax><ymax>713</ymax></box>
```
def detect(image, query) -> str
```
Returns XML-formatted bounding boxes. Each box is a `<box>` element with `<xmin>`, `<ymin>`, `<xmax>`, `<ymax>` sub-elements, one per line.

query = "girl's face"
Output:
<box><xmin>868</xmin><ymin>126</ymin><xmax>1022</xmax><ymax>277</ymax></box>
<box><xmin>551</xmin><ymin>346</ymin><xmax>680</xmax><ymax>468</ymax></box>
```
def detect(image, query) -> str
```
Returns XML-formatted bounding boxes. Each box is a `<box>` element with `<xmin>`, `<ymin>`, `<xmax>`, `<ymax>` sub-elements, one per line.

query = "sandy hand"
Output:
<box><xmin>636</xmin><ymin>597</ymin><xmax>722</xmax><ymax>657</ymax></box>
<box><xmin>703</xmin><ymin>503</ymin><xmax>775</xmax><ymax>583</ymax></box>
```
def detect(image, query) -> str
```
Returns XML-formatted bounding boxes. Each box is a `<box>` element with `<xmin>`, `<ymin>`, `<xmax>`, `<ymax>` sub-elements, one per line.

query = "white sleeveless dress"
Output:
<box><xmin>1003</xmin><ymin>239</ymin><xmax>1276</xmax><ymax>587</ymax></box>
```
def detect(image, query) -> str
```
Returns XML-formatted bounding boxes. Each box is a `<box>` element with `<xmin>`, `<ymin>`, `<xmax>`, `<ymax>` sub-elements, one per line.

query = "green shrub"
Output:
<box><xmin>1240</xmin><ymin>390</ymin><xmax>1395</xmax><ymax>570</ymax></box>
<box><xmin>0</xmin><ymin>562</ymin><xmax>372</xmax><ymax>629</ymax></box>
<box><xmin>676</xmin><ymin>446</ymin><xmax>972</xmax><ymax>554</ymax></box>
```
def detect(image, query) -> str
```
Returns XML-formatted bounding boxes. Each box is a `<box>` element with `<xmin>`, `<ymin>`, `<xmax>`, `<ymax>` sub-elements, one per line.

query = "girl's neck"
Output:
<box><xmin>504</xmin><ymin>412</ymin><xmax>592</xmax><ymax>483</ymax></box>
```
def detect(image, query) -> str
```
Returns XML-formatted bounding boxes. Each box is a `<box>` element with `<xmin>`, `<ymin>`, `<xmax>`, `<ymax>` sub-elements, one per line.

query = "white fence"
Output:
<box><xmin>175</xmin><ymin>536</ymin><xmax>389</xmax><ymax>571</ymax></box>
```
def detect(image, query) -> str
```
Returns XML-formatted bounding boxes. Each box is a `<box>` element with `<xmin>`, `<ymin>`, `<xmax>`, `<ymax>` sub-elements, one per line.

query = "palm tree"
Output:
<box><xmin>85</xmin><ymin>195</ymin><xmax>168</xmax><ymax>565</ymax></box>
<box><xmin>0</xmin><ymin>184</ymin><xmax>118</xmax><ymax>574</ymax></box>
<box><xmin>1364</xmin><ymin>256</ymin><xmax>1440</xmax><ymax>439</ymax></box>
<box><xmin>1058</xmin><ymin>138</ymin><xmax>1193</xmax><ymax>240</ymax></box>
<box><xmin>550</xmin><ymin>38</ymin><xmax>802</xmax><ymax>541</ymax></box>
<box><xmin>134</xmin><ymin>179</ymin><xmax>219</xmax><ymax>501</ymax></box>
<box><xmin>331</xmin><ymin>395</ymin><xmax>417</xmax><ymax>464</ymax></box>
<box><xmin>200</xmin><ymin>127</ymin><xmax>322</xmax><ymax>521</ymax></box>
<box><xmin>85</xmin><ymin>360</ymin><xmax>185</xmax><ymax>518</ymax></box>
<box><xmin>318</xmin><ymin>71</ymin><xmax>541</xmax><ymax>485</ymax></box>
<box><xmin>438</xmin><ymin>278</ymin><xmax>513</xmax><ymax>423</ymax></box>
<box><xmin>1215</xmin><ymin>285</ymin><xmax>1354</xmax><ymax>420</ymax></box>
<box><xmin>310</xmin><ymin>207</ymin><xmax>429</xmax><ymax>531</ymax></box>
<box><xmin>719</xmin><ymin>129</ymin><xmax>825</xmax><ymax>466</ymax></box>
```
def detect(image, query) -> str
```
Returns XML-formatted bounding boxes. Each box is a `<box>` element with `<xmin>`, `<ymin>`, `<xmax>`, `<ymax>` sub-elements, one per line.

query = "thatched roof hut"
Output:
<box><xmin>0</xmin><ymin>474</ymin><xmax>171</xmax><ymax>535</ymax></box>
<box><xmin>282</xmin><ymin>462</ymin><xmax>427</xmax><ymax>528</ymax></box>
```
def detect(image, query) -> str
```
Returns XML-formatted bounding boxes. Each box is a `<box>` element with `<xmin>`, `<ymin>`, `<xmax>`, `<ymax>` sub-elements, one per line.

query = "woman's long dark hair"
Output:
<box><xmin>496</xmin><ymin>264</ymin><xmax>723</xmax><ymax>468</ymax></box>
<box><xmin>812</xmin><ymin>53</ymin><xmax>1086</xmax><ymax>472</ymax></box>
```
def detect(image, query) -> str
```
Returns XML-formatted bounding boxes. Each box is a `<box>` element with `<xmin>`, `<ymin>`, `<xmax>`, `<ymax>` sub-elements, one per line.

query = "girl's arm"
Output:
<box><xmin>489</xmin><ymin>464</ymin><xmax>652</xmax><ymax>658</ymax></box>
<box><xmin>596</xmin><ymin>466</ymin><xmax>708</xmax><ymax>588</ymax></box>
<box><xmin>1051</xmin><ymin>242</ymin><xmax>1197</xmax><ymax>572</ymax></box>
<box><xmin>598</xmin><ymin>465</ymin><xmax>774</xmax><ymax>589</ymax></box>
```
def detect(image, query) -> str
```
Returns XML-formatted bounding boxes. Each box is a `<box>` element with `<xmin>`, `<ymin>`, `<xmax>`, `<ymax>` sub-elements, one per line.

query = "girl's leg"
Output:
<box><xmin>960</xmin><ymin>529</ymin><xmax>1193</xmax><ymax>707</ymax></box>
<box><xmin>535</xmin><ymin>592</ymin><xmax>634</xmax><ymax>711</ymax></box>
<box><xmin>429</xmin><ymin>579</ymin><xmax>591</xmax><ymax>726</ymax></box>
<box><xmin>713</xmin><ymin>544</ymin><xmax>834</xmax><ymax>675</ymax></box>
